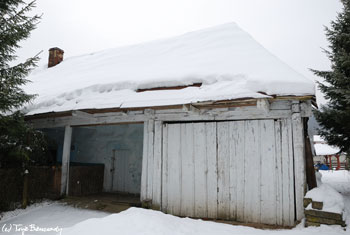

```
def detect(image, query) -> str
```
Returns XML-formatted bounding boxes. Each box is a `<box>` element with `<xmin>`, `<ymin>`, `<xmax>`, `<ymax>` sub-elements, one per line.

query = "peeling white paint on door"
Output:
<box><xmin>157</xmin><ymin>120</ymin><xmax>296</xmax><ymax>226</ymax></box>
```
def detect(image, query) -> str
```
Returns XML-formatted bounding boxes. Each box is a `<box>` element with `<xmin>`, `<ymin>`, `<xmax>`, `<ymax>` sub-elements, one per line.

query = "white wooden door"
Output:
<box><xmin>161</xmin><ymin>122</ymin><xmax>217</xmax><ymax>218</ymax></box>
<box><xmin>161</xmin><ymin>119</ymin><xmax>295</xmax><ymax>226</ymax></box>
<box><xmin>112</xmin><ymin>149</ymin><xmax>140</xmax><ymax>194</ymax></box>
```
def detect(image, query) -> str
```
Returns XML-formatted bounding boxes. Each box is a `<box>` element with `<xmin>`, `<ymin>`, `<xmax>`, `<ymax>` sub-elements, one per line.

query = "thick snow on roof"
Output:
<box><xmin>24</xmin><ymin>23</ymin><xmax>315</xmax><ymax>115</ymax></box>
<box><xmin>313</xmin><ymin>135</ymin><xmax>340</xmax><ymax>155</ymax></box>
<box><xmin>314</xmin><ymin>143</ymin><xmax>340</xmax><ymax>156</ymax></box>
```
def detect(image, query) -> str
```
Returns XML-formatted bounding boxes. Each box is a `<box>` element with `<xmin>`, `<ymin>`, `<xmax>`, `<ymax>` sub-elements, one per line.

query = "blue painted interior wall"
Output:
<box><xmin>71</xmin><ymin>124</ymin><xmax>144</xmax><ymax>194</ymax></box>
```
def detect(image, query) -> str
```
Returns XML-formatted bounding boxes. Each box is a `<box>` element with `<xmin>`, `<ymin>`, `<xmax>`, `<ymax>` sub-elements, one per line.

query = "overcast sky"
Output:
<box><xmin>17</xmin><ymin>0</ymin><xmax>343</xmax><ymax>105</ymax></box>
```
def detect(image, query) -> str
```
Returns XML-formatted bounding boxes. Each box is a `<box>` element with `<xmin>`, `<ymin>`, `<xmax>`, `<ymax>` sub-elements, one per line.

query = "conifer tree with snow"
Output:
<box><xmin>312</xmin><ymin>0</ymin><xmax>350</xmax><ymax>154</ymax></box>
<box><xmin>0</xmin><ymin>0</ymin><xmax>49</xmax><ymax>167</ymax></box>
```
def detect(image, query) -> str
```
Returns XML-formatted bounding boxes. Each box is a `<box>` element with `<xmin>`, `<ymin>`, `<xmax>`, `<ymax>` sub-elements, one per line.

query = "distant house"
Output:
<box><xmin>24</xmin><ymin>23</ymin><xmax>315</xmax><ymax>226</ymax></box>
<box><xmin>313</xmin><ymin>135</ymin><xmax>347</xmax><ymax>170</ymax></box>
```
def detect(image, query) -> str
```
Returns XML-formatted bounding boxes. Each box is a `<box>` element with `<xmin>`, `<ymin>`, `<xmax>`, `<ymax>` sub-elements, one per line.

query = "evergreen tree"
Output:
<box><xmin>0</xmin><ymin>0</ymin><xmax>49</xmax><ymax>167</ymax></box>
<box><xmin>312</xmin><ymin>0</ymin><xmax>350</xmax><ymax>154</ymax></box>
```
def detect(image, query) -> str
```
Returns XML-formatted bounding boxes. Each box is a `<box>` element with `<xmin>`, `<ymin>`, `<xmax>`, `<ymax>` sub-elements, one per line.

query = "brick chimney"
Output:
<box><xmin>48</xmin><ymin>47</ymin><xmax>64</xmax><ymax>68</ymax></box>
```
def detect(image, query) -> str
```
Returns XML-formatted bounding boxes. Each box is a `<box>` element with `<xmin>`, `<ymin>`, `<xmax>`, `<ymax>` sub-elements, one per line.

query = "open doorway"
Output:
<box><xmin>70</xmin><ymin>123</ymin><xmax>144</xmax><ymax>197</ymax></box>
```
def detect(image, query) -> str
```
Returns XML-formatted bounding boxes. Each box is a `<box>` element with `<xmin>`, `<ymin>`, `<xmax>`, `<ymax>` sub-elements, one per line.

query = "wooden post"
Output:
<box><xmin>61</xmin><ymin>126</ymin><xmax>72</xmax><ymax>196</ymax></box>
<box><xmin>303</xmin><ymin>118</ymin><xmax>317</xmax><ymax>190</ymax></box>
<box><xmin>336</xmin><ymin>155</ymin><xmax>340</xmax><ymax>170</ymax></box>
<box><xmin>329</xmin><ymin>156</ymin><xmax>332</xmax><ymax>169</ymax></box>
<box><xmin>22</xmin><ymin>169</ymin><xmax>29</xmax><ymax>209</ymax></box>
<box><xmin>291</xmin><ymin>101</ymin><xmax>306</xmax><ymax>221</ymax></box>
<box><xmin>140</xmin><ymin>121</ymin><xmax>149</xmax><ymax>202</ymax></box>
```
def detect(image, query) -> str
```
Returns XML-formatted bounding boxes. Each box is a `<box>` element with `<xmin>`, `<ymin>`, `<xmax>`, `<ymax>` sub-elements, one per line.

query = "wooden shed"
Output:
<box><xmin>24</xmin><ymin>23</ymin><xmax>316</xmax><ymax>226</ymax></box>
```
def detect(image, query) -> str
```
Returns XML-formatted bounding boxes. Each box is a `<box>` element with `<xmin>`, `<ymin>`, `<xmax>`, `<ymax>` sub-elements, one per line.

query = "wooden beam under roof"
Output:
<box><xmin>24</xmin><ymin>95</ymin><xmax>314</xmax><ymax>121</ymax></box>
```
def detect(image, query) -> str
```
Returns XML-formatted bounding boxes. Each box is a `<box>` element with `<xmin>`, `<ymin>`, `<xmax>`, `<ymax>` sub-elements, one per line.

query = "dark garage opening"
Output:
<box><xmin>41</xmin><ymin>123</ymin><xmax>144</xmax><ymax>211</ymax></box>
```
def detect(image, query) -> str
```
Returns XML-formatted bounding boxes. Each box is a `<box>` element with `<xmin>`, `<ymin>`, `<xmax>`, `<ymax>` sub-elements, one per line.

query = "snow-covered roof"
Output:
<box><xmin>314</xmin><ymin>143</ymin><xmax>340</xmax><ymax>156</ymax></box>
<box><xmin>24</xmin><ymin>23</ymin><xmax>315</xmax><ymax>115</ymax></box>
<box><xmin>313</xmin><ymin>135</ymin><xmax>340</xmax><ymax>155</ymax></box>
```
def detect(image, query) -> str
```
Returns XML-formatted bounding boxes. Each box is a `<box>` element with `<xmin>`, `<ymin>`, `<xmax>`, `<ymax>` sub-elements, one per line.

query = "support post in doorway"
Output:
<box><xmin>61</xmin><ymin>125</ymin><xmax>72</xmax><ymax>196</ymax></box>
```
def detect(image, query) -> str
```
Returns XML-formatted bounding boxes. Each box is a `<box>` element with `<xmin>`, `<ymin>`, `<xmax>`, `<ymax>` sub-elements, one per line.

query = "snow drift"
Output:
<box><xmin>1</xmin><ymin>202</ymin><xmax>349</xmax><ymax>234</ymax></box>
<box><xmin>63</xmin><ymin>207</ymin><xmax>347</xmax><ymax>235</ymax></box>
<box><xmin>305</xmin><ymin>183</ymin><xmax>345</xmax><ymax>214</ymax></box>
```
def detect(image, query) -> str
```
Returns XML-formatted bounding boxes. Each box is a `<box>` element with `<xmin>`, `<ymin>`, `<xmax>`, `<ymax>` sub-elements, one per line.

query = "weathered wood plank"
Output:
<box><xmin>161</xmin><ymin>123</ymin><xmax>168</xmax><ymax>211</ymax></box>
<box><xmin>180</xmin><ymin>123</ymin><xmax>195</xmax><ymax>217</ymax></box>
<box><xmin>243</xmin><ymin>120</ymin><xmax>261</xmax><ymax>223</ymax></box>
<box><xmin>140</xmin><ymin>123</ymin><xmax>149</xmax><ymax>199</ymax></box>
<box><xmin>217</xmin><ymin>122</ymin><xmax>230</xmax><ymax>219</ymax></box>
<box><xmin>29</xmin><ymin>108</ymin><xmax>296</xmax><ymax>129</ymax></box>
<box><xmin>274</xmin><ymin>120</ymin><xmax>283</xmax><ymax>226</ymax></box>
<box><xmin>260</xmin><ymin>120</ymin><xmax>277</xmax><ymax>224</ymax></box>
<box><xmin>205</xmin><ymin>122</ymin><xmax>218</xmax><ymax>219</ymax></box>
<box><xmin>287</xmin><ymin>118</ymin><xmax>296</xmax><ymax>225</ymax></box>
<box><xmin>292</xmin><ymin>102</ymin><xmax>306</xmax><ymax>221</ymax></box>
<box><xmin>269</xmin><ymin>100</ymin><xmax>291</xmax><ymax>110</ymax></box>
<box><xmin>146</xmin><ymin>120</ymin><xmax>155</xmax><ymax>200</ymax></box>
<box><xmin>232</xmin><ymin>121</ymin><xmax>245</xmax><ymax>222</ymax></box>
<box><xmin>152</xmin><ymin>121</ymin><xmax>163</xmax><ymax>209</ymax></box>
<box><xmin>193</xmin><ymin>123</ymin><xmax>208</xmax><ymax>217</ymax></box>
<box><xmin>141</xmin><ymin>121</ymin><xmax>149</xmax><ymax>202</ymax></box>
<box><xmin>228</xmin><ymin>121</ymin><xmax>237</xmax><ymax>220</ymax></box>
<box><xmin>61</xmin><ymin>125</ymin><xmax>72</xmax><ymax>195</ymax></box>
<box><xmin>167</xmin><ymin>124</ymin><xmax>182</xmax><ymax>215</ymax></box>
<box><xmin>280</xmin><ymin>119</ymin><xmax>295</xmax><ymax>226</ymax></box>
<box><xmin>157</xmin><ymin>119</ymin><xmax>296</xmax><ymax>225</ymax></box>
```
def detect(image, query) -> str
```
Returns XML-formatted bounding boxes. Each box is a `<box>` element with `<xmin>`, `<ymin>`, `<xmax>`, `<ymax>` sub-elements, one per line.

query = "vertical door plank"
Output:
<box><xmin>217</xmin><ymin>122</ymin><xmax>230</xmax><ymax>219</ymax></box>
<box><xmin>243</xmin><ymin>120</ymin><xmax>261</xmax><ymax>223</ymax></box>
<box><xmin>274</xmin><ymin>120</ymin><xmax>283</xmax><ymax>226</ymax></box>
<box><xmin>260</xmin><ymin>120</ymin><xmax>277</xmax><ymax>224</ymax></box>
<box><xmin>193</xmin><ymin>123</ymin><xmax>208</xmax><ymax>218</ymax></box>
<box><xmin>206</xmin><ymin>122</ymin><xmax>218</xmax><ymax>219</ymax></box>
<box><xmin>167</xmin><ymin>124</ymin><xmax>182</xmax><ymax>215</ymax></box>
<box><xmin>180</xmin><ymin>123</ymin><xmax>195</xmax><ymax>217</ymax></box>
<box><xmin>228</xmin><ymin>121</ymin><xmax>237</xmax><ymax>220</ymax></box>
<box><xmin>281</xmin><ymin>118</ymin><xmax>294</xmax><ymax>226</ymax></box>
<box><xmin>235</xmin><ymin>121</ymin><xmax>246</xmax><ymax>222</ymax></box>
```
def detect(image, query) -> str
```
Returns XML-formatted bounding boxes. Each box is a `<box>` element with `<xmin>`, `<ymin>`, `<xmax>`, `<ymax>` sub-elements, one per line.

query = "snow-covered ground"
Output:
<box><xmin>320</xmin><ymin>170</ymin><xmax>350</xmax><ymax>195</ymax></box>
<box><xmin>1</xmin><ymin>171</ymin><xmax>349</xmax><ymax>235</ymax></box>
<box><xmin>320</xmin><ymin>170</ymin><xmax>350</xmax><ymax>227</ymax></box>
<box><xmin>0</xmin><ymin>202</ymin><xmax>108</xmax><ymax>234</ymax></box>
